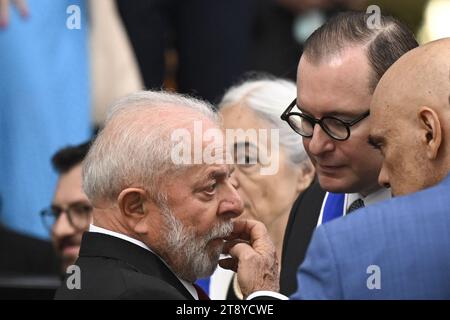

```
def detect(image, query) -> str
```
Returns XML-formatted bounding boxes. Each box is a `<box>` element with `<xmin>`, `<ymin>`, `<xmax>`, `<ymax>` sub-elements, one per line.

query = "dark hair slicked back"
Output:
<box><xmin>51</xmin><ymin>140</ymin><xmax>91</xmax><ymax>174</ymax></box>
<box><xmin>303</xmin><ymin>11</ymin><xmax>418</xmax><ymax>92</ymax></box>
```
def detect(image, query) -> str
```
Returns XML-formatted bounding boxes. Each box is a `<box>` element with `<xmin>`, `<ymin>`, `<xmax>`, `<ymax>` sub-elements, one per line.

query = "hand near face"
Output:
<box><xmin>219</xmin><ymin>219</ymin><xmax>279</xmax><ymax>299</ymax></box>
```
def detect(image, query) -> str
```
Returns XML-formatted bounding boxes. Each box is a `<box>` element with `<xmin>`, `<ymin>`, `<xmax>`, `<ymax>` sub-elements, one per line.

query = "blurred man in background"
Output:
<box><xmin>41</xmin><ymin>141</ymin><xmax>92</xmax><ymax>274</ymax></box>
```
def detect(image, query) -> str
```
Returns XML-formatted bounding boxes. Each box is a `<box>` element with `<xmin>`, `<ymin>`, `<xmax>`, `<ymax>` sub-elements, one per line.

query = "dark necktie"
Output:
<box><xmin>347</xmin><ymin>198</ymin><xmax>365</xmax><ymax>214</ymax></box>
<box><xmin>193</xmin><ymin>283</ymin><xmax>210</xmax><ymax>300</ymax></box>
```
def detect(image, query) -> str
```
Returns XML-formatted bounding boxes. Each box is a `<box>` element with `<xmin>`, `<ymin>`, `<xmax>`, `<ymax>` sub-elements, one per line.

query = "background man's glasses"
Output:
<box><xmin>281</xmin><ymin>99</ymin><xmax>370</xmax><ymax>141</ymax></box>
<box><xmin>40</xmin><ymin>202</ymin><xmax>93</xmax><ymax>232</ymax></box>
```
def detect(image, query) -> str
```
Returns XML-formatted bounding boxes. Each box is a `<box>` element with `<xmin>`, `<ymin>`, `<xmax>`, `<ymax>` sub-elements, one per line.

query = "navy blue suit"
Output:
<box><xmin>292</xmin><ymin>174</ymin><xmax>450</xmax><ymax>299</ymax></box>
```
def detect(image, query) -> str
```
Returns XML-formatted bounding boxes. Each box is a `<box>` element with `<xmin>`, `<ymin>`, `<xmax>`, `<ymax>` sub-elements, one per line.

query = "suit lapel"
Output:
<box><xmin>280</xmin><ymin>179</ymin><xmax>326</xmax><ymax>295</ymax></box>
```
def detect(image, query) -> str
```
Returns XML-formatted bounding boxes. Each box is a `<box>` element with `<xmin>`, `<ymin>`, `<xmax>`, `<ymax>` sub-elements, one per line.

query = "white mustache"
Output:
<box><xmin>203</xmin><ymin>221</ymin><xmax>233</xmax><ymax>243</ymax></box>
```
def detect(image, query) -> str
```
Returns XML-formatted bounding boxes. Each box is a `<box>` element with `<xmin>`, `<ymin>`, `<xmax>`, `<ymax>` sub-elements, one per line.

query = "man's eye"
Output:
<box><xmin>368</xmin><ymin>138</ymin><xmax>382</xmax><ymax>150</ymax></box>
<box><xmin>71</xmin><ymin>204</ymin><xmax>93</xmax><ymax>215</ymax></box>
<box><xmin>370</xmin><ymin>143</ymin><xmax>381</xmax><ymax>150</ymax></box>
<box><xmin>205</xmin><ymin>183</ymin><xmax>217</xmax><ymax>194</ymax></box>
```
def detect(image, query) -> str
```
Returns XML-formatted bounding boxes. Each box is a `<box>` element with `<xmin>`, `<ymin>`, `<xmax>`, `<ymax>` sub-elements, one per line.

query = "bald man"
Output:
<box><xmin>369</xmin><ymin>38</ymin><xmax>450</xmax><ymax>196</ymax></box>
<box><xmin>221</xmin><ymin>38</ymin><xmax>450</xmax><ymax>299</ymax></box>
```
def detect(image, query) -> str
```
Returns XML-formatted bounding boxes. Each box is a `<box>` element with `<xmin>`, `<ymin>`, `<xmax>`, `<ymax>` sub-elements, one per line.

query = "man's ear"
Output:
<box><xmin>296</xmin><ymin>161</ymin><xmax>315</xmax><ymax>193</ymax></box>
<box><xmin>117</xmin><ymin>188</ymin><xmax>148</xmax><ymax>232</ymax></box>
<box><xmin>418</xmin><ymin>107</ymin><xmax>442</xmax><ymax>160</ymax></box>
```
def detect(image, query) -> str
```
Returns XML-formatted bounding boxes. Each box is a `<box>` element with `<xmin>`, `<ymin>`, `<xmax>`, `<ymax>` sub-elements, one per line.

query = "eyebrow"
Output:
<box><xmin>50</xmin><ymin>200</ymin><xmax>91</xmax><ymax>209</ymax></box>
<box><xmin>297</xmin><ymin>105</ymin><xmax>367</xmax><ymax>118</ymax></box>
<box><xmin>197</xmin><ymin>166</ymin><xmax>231</xmax><ymax>186</ymax></box>
<box><xmin>210</xmin><ymin>168</ymin><xmax>228</xmax><ymax>180</ymax></box>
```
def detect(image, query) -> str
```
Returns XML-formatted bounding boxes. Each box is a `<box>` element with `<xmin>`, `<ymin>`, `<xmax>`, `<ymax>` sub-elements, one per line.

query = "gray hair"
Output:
<box><xmin>83</xmin><ymin>90</ymin><xmax>218</xmax><ymax>204</ymax></box>
<box><xmin>219</xmin><ymin>77</ymin><xmax>311</xmax><ymax>169</ymax></box>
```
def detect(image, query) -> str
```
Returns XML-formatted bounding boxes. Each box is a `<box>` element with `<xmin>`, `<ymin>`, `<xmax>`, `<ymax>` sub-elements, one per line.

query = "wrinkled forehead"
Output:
<box><xmin>169</xmin><ymin>162</ymin><xmax>233</xmax><ymax>187</ymax></box>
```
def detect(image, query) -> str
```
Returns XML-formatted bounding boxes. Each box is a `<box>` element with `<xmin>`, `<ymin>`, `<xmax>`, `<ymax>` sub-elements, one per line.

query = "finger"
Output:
<box><xmin>12</xmin><ymin>0</ymin><xmax>28</xmax><ymax>17</ymax></box>
<box><xmin>218</xmin><ymin>257</ymin><xmax>238</xmax><ymax>272</ymax></box>
<box><xmin>224</xmin><ymin>220</ymin><xmax>251</xmax><ymax>242</ymax></box>
<box><xmin>225</xmin><ymin>219</ymin><xmax>261</xmax><ymax>241</ymax></box>
<box><xmin>227</xmin><ymin>241</ymin><xmax>254</xmax><ymax>260</ymax></box>
<box><xmin>222</xmin><ymin>239</ymin><xmax>249</xmax><ymax>254</ymax></box>
<box><xmin>231</xmin><ymin>219</ymin><xmax>270</xmax><ymax>245</ymax></box>
<box><xmin>224</xmin><ymin>231</ymin><xmax>250</xmax><ymax>242</ymax></box>
<box><xmin>0</xmin><ymin>0</ymin><xmax>9</xmax><ymax>28</ymax></box>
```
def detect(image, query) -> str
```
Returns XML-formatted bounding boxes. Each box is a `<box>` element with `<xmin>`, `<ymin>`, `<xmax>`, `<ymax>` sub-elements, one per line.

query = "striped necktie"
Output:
<box><xmin>347</xmin><ymin>198</ymin><xmax>365</xmax><ymax>214</ymax></box>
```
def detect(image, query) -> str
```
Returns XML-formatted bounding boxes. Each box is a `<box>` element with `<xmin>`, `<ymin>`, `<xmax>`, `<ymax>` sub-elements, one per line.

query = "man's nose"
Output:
<box><xmin>52</xmin><ymin>212</ymin><xmax>76</xmax><ymax>238</ymax></box>
<box><xmin>307</xmin><ymin>125</ymin><xmax>335</xmax><ymax>156</ymax></box>
<box><xmin>378</xmin><ymin>164</ymin><xmax>391</xmax><ymax>189</ymax></box>
<box><xmin>218</xmin><ymin>183</ymin><xmax>244</xmax><ymax>220</ymax></box>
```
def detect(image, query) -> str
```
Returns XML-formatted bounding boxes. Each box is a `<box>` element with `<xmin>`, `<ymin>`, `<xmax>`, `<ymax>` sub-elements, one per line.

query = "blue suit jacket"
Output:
<box><xmin>291</xmin><ymin>174</ymin><xmax>450</xmax><ymax>299</ymax></box>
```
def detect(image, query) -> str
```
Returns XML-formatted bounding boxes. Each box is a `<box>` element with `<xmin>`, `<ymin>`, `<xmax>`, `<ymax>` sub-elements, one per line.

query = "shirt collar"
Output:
<box><xmin>345</xmin><ymin>187</ymin><xmax>392</xmax><ymax>213</ymax></box>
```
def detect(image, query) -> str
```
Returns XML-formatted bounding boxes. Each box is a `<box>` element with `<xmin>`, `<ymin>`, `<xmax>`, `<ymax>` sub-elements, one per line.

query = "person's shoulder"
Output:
<box><xmin>54</xmin><ymin>256</ymin><xmax>128</xmax><ymax>299</ymax></box>
<box><xmin>0</xmin><ymin>225</ymin><xmax>59</xmax><ymax>275</ymax></box>
<box><xmin>299</xmin><ymin>179</ymin><xmax>326</xmax><ymax>203</ymax></box>
<box><xmin>118</xmin><ymin>271</ymin><xmax>189</xmax><ymax>300</ymax></box>
<box><xmin>320</xmin><ymin>179</ymin><xmax>450</xmax><ymax>248</ymax></box>
<box><xmin>55</xmin><ymin>257</ymin><xmax>189</xmax><ymax>300</ymax></box>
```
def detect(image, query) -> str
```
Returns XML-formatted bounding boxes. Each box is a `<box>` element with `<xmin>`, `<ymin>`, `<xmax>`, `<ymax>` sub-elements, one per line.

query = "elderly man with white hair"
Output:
<box><xmin>55</xmin><ymin>90</ymin><xmax>248</xmax><ymax>300</ymax></box>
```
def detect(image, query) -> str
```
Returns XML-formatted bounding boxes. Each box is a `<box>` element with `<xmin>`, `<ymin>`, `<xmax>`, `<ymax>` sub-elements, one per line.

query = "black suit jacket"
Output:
<box><xmin>0</xmin><ymin>224</ymin><xmax>59</xmax><ymax>276</ymax></box>
<box><xmin>54</xmin><ymin>232</ymin><xmax>195</xmax><ymax>300</ymax></box>
<box><xmin>279</xmin><ymin>180</ymin><xmax>326</xmax><ymax>296</ymax></box>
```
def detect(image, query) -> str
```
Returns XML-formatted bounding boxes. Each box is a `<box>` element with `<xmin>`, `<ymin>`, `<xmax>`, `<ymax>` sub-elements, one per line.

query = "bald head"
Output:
<box><xmin>372</xmin><ymin>38</ymin><xmax>450</xmax><ymax>118</ymax></box>
<box><xmin>369</xmin><ymin>38</ymin><xmax>450</xmax><ymax>196</ymax></box>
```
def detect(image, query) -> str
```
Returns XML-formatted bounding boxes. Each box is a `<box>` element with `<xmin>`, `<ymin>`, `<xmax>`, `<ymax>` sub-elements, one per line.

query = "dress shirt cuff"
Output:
<box><xmin>246</xmin><ymin>291</ymin><xmax>289</xmax><ymax>300</ymax></box>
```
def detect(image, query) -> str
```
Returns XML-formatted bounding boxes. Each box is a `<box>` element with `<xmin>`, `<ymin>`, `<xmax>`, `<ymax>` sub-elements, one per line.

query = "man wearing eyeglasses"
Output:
<box><xmin>41</xmin><ymin>141</ymin><xmax>92</xmax><ymax>274</ymax></box>
<box><xmin>279</xmin><ymin>11</ymin><xmax>419</xmax><ymax>295</ymax></box>
<box><xmin>221</xmin><ymin>37</ymin><xmax>450</xmax><ymax>300</ymax></box>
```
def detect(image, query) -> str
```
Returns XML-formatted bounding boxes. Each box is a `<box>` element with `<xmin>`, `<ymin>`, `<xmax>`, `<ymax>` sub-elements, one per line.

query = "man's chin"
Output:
<box><xmin>202</xmin><ymin>241</ymin><xmax>224</xmax><ymax>269</ymax></box>
<box><xmin>208</xmin><ymin>237</ymin><xmax>228</xmax><ymax>255</ymax></box>
<box><xmin>317</xmin><ymin>174</ymin><xmax>353</xmax><ymax>193</ymax></box>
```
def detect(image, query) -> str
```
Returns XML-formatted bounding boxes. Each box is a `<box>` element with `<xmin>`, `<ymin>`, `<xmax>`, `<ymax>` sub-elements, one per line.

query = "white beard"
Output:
<box><xmin>158</xmin><ymin>202</ymin><xmax>233</xmax><ymax>282</ymax></box>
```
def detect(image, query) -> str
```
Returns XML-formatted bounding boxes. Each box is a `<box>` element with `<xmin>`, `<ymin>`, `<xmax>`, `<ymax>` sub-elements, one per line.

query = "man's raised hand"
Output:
<box><xmin>219</xmin><ymin>219</ymin><xmax>279</xmax><ymax>299</ymax></box>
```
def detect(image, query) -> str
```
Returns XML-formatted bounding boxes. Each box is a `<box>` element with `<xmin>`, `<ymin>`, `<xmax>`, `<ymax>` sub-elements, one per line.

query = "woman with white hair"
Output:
<box><xmin>204</xmin><ymin>77</ymin><xmax>315</xmax><ymax>299</ymax></box>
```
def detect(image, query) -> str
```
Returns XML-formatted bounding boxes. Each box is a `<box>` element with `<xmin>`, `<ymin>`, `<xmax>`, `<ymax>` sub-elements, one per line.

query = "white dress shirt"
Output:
<box><xmin>345</xmin><ymin>187</ymin><xmax>391</xmax><ymax>213</ymax></box>
<box><xmin>317</xmin><ymin>187</ymin><xmax>391</xmax><ymax>227</ymax></box>
<box><xmin>88</xmin><ymin>224</ymin><xmax>198</xmax><ymax>300</ymax></box>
